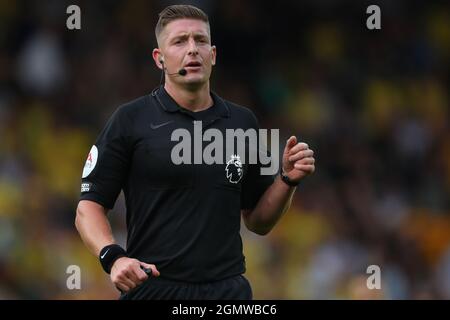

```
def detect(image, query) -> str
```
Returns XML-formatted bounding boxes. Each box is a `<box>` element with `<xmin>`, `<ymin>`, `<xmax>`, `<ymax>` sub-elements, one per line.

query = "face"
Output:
<box><xmin>153</xmin><ymin>19</ymin><xmax>216</xmax><ymax>88</ymax></box>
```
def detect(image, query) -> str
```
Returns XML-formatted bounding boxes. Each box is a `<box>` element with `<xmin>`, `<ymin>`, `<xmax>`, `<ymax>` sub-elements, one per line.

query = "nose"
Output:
<box><xmin>187</xmin><ymin>38</ymin><xmax>198</xmax><ymax>56</ymax></box>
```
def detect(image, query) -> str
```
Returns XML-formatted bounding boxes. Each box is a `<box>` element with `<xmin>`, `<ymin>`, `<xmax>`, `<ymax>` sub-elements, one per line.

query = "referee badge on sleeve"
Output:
<box><xmin>82</xmin><ymin>145</ymin><xmax>98</xmax><ymax>178</ymax></box>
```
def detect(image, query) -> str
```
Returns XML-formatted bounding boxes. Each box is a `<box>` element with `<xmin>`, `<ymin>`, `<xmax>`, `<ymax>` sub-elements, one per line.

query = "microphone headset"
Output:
<box><xmin>151</xmin><ymin>58</ymin><xmax>187</xmax><ymax>100</ymax></box>
<box><xmin>160</xmin><ymin>59</ymin><xmax>187</xmax><ymax>77</ymax></box>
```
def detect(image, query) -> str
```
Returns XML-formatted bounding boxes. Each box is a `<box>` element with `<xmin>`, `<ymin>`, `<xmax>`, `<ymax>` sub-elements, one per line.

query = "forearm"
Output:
<box><xmin>244</xmin><ymin>175</ymin><xmax>296</xmax><ymax>235</ymax></box>
<box><xmin>75</xmin><ymin>200</ymin><xmax>115</xmax><ymax>256</ymax></box>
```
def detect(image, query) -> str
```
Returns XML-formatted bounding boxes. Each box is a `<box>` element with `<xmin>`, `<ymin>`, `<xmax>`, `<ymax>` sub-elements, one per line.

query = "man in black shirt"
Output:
<box><xmin>75</xmin><ymin>4</ymin><xmax>315</xmax><ymax>300</ymax></box>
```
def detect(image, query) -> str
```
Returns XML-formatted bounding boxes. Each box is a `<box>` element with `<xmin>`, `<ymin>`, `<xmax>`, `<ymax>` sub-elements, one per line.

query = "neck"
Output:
<box><xmin>164</xmin><ymin>81</ymin><xmax>213</xmax><ymax>112</ymax></box>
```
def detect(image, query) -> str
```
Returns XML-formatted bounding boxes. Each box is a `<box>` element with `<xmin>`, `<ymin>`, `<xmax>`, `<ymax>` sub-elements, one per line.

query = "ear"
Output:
<box><xmin>152</xmin><ymin>48</ymin><xmax>164</xmax><ymax>70</ymax></box>
<box><xmin>211</xmin><ymin>45</ymin><xmax>217</xmax><ymax>66</ymax></box>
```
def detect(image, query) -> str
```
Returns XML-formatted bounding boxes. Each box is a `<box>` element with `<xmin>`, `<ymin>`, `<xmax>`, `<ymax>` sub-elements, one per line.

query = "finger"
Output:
<box><xmin>135</xmin><ymin>263</ymin><xmax>152</xmax><ymax>282</ymax></box>
<box><xmin>122</xmin><ymin>271</ymin><xmax>138</xmax><ymax>289</ymax></box>
<box><xmin>296</xmin><ymin>157</ymin><xmax>315</xmax><ymax>165</ymax></box>
<box><xmin>294</xmin><ymin>164</ymin><xmax>315</xmax><ymax>172</ymax></box>
<box><xmin>116</xmin><ymin>283</ymin><xmax>130</xmax><ymax>292</ymax></box>
<box><xmin>123</xmin><ymin>266</ymin><xmax>139</xmax><ymax>283</ymax></box>
<box><xmin>125</xmin><ymin>278</ymin><xmax>137</xmax><ymax>290</ymax></box>
<box><xmin>133</xmin><ymin>264</ymin><xmax>149</xmax><ymax>282</ymax></box>
<box><xmin>117</xmin><ymin>275</ymin><xmax>136</xmax><ymax>290</ymax></box>
<box><xmin>288</xmin><ymin>149</ymin><xmax>314</xmax><ymax>162</ymax></box>
<box><xmin>284</xmin><ymin>136</ymin><xmax>297</xmax><ymax>153</ymax></box>
<box><xmin>141</xmin><ymin>262</ymin><xmax>160</xmax><ymax>277</ymax></box>
<box><xmin>289</xmin><ymin>143</ymin><xmax>309</xmax><ymax>155</ymax></box>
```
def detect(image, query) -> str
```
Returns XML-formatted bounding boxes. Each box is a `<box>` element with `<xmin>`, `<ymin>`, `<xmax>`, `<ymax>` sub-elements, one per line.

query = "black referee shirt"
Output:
<box><xmin>79</xmin><ymin>86</ymin><xmax>274</xmax><ymax>282</ymax></box>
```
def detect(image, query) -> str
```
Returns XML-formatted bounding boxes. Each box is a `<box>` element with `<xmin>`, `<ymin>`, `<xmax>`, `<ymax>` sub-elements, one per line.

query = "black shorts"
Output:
<box><xmin>119</xmin><ymin>274</ymin><xmax>253</xmax><ymax>300</ymax></box>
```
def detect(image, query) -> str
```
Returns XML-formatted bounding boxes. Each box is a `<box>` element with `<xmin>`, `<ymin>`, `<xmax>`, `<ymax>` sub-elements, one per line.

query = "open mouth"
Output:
<box><xmin>185</xmin><ymin>61</ymin><xmax>202</xmax><ymax>69</ymax></box>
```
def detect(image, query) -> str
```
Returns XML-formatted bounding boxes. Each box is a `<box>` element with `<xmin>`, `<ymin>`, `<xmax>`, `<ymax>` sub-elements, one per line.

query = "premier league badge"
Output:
<box><xmin>225</xmin><ymin>154</ymin><xmax>243</xmax><ymax>184</ymax></box>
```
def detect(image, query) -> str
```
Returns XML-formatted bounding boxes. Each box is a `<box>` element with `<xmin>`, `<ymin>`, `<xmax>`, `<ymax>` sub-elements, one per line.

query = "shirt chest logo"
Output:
<box><xmin>150</xmin><ymin>120</ymin><xmax>174</xmax><ymax>130</ymax></box>
<box><xmin>225</xmin><ymin>154</ymin><xmax>243</xmax><ymax>184</ymax></box>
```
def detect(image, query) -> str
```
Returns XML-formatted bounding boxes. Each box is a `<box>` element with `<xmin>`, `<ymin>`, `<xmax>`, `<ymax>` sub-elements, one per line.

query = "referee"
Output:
<box><xmin>75</xmin><ymin>5</ymin><xmax>315</xmax><ymax>300</ymax></box>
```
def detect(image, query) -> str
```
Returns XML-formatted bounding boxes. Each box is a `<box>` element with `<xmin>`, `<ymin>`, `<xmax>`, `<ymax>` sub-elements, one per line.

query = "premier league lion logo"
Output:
<box><xmin>225</xmin><ymin>154</ymin><xmax>243</xmax><ymax>184</ymax></box>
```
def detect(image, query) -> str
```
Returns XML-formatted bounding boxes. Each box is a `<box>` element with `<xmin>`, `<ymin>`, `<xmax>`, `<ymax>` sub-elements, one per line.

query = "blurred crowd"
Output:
<box><xmin>0</xmin><ymin>0</ymin><xmax>449</xmax><ymax>299</ymax></box>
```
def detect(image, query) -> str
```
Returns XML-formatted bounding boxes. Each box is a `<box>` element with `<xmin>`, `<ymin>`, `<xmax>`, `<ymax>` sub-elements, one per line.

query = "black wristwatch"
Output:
<box><xmin>280</xmin><ymin>168</ymin><xmax>300</xmax><ymax>187</ymax></box>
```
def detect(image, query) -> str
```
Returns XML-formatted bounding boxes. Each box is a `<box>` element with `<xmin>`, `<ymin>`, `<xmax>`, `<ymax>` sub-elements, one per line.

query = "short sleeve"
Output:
<box><xmin>240</xmin><ymin>112</ymin><xmax>275</xmax><ymax>210</ymax></box>
<box><xmin>79</xmin><ymin>107</ymin><xmax>132</xmax><ymax>209</ymax></box>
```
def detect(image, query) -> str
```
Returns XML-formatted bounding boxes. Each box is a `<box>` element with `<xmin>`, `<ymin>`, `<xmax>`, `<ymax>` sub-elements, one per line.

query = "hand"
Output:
<box><xmin>110</xmin><ymin>257</ymin><xmax>160</xmax><ymax>292</ymax></box>
<box><xmin>282</xmin><ymin>136</ymin><xmax>315</xmax><ymax>184</ymax></box>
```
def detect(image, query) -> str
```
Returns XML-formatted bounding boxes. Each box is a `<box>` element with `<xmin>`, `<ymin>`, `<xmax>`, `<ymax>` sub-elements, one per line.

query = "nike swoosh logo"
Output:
<box><xmin>100</xmin><ymin>249</ymin><xmax>110</xmax><ymax>259</ymax></box>
<box><xmin>150</xmin><ymin>121</ymin><xmax>173</xmax><ymax>129</ymax></box>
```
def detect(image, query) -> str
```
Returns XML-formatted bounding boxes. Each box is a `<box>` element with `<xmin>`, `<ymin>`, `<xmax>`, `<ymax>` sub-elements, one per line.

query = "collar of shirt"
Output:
<box><xmin>155</xmin><ymin>85</ymin><xmax>230</xmax><ymax>119</ymax></box>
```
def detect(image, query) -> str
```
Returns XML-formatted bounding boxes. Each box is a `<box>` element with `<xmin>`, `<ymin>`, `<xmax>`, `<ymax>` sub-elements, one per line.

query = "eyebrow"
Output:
<box><xmin>171</xmin><ymin>33</ymin><xmax>209</xmax><ymax>42</ymax></box>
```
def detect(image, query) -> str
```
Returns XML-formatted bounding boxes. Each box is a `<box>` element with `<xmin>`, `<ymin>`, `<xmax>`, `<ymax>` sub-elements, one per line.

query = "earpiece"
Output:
<box><xmin>157</xmin><ymin>56</ymin><xmax>186</xmax><ymax>77</ymax></box>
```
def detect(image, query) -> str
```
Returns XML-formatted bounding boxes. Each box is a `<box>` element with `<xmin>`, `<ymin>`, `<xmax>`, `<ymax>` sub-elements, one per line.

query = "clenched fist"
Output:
<box><xmin>282</xmin><ymin>136</ymin><xmax>315</xmax><ymax>184</ymax></box>
<box><xmin>110</xmin><ymin>257</ymin><xmax>160</xmax><ymax>292</ymax></box>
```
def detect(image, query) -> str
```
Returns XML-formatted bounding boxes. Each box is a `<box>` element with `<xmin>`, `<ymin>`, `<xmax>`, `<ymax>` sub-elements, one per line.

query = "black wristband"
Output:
<box><xmin>280</xmin><ymin>168</ymin><xmax>300</xmax><ymax>187</ymax></box>
<box><xmin>99</xmin><ymin>244</ymin><xmax>127</xmax><ymax>274</ymax></box>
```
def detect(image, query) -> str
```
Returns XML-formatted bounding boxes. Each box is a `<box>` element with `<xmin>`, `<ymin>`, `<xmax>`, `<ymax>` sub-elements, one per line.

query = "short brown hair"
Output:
<box><xmin>155</xmin><ymin>5</ymin><xmax>210</xmax><ymax>45</ymax></box>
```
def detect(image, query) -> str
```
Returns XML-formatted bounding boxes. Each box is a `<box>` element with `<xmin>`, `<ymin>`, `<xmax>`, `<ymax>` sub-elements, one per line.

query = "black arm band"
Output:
<box><xmin>99</xmin><ymin>244</ymin><xmax>127</xmax><ymax>274</ymax></box>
